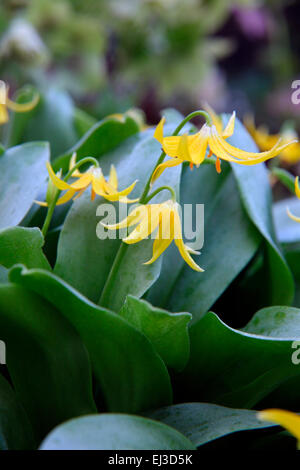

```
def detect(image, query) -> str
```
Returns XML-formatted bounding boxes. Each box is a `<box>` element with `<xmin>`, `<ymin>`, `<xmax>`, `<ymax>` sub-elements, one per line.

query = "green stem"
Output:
<box><xmin>41</xmin><ymin>157</ymin><xmax>99</xmax><ymax>237</ymax></box>
<box><xmin>144</xmin><ymin>185</ymin><xmax>176</xmax><ymax>204</ymax></box>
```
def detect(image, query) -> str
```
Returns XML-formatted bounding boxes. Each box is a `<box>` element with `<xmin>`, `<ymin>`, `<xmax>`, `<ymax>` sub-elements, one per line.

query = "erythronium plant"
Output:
<box><xmin>2</xmin><ymin>99</ymin><xmax>300</xmax><ymax>452</ymax></box>
<box><xmin>39</xmin><ymin>106</ymin><xmax>296</xmax><ymax>272</ymax></box>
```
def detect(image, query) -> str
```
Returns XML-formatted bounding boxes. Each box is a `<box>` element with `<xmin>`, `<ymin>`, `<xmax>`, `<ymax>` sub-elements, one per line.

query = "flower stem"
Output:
<box><xmin>144</xmin><ymin>185</ymin><xmax>176</xmax><ymax>203</ymax></box>
<box><xmin>41</xmin><ymin>156</ymin><xmax>99</xmax><ymax>238</ymax></box>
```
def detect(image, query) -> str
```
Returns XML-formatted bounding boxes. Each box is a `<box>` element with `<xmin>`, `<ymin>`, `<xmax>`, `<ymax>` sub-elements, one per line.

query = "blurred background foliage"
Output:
<box><xmin>0</xmin><ymin>0</ymin><xmax>300</xmax><ymax>135</ymax></box>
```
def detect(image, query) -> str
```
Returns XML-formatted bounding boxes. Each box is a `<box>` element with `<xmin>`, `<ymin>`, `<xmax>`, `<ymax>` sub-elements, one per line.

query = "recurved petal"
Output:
<box><xmin>154</xmin><ymin>117</ymin><xmax>166</xmax><ymax>145</ymax></box>
<box><xmin>123</xmin><ymin>206</ymin><xmax>161</xmax><ymax>244</ymax></box>
<box><xmin>203</xmin><ymin>102</ymin><xmax>223</xmax><ymax>134</ymax></box>
<box><xmin>216</xmin><ymin>133</ymin><xmax>297</xmax><ymax>161</ymax></box>
<box><xmin>151</xmin><ymin>158</ymin><xmax>183</xmax><ymax>184</ymax></box>
<box><xmin>173</xmin><ymin>210</ymin><xmax>204</xmax><ymax>272</ymax></box>
<box><xmin>101</xmin><ymin>180</ymin><xmax>137</xmax><ymax>201</ymax></box>
<box><xmin>0</xmin><ymin>104</ymin><xmax>9</xmax><ymax>124</ymax></box>
<box><xmin>258</xmin><ymin>409</ymin><xmax>300</xmax><ymax>443</ymax></box>
<box><xmin>47</xmin><ymin>162</ymin><xmax>72</xmax><ymax>191</ymax></box>
<box><xmin>162</xmin><ymin>135</ymin><xmax>182</xmax><ymax>158</ymax></box>
<box><xmin>69</xmin><ymin>152</ymin><xmax>82</xmax><ymax>177</ymax></box>
<box><xmin>144</xmin><ymin>236</ymin><xmax>173</xmax><ymax>265</ymax></box>
<box><xmin>6</xmin><ymin>91</ymin><xmax>39</xmax><ymax>113</ymax></box>
<box><xmin>69</xmin><ymin>172</ymin><xmax>92</xmax><ymax>190</ymax></box>
<box><xmin>56</xmin><ymin>189</ymin><xmax>77</xmax><ymax>205</ymax></box>
<box><xmin>287</xmin><ymin>207</ymin><xmax>300</xmax><ymax>223</ymax></box>
<box><xmin>295</xmin><ymin>176</ymin><xmax>300</xmax><ymax>199</ymax></box>
<box><xmin>222</xmin><ymin>111</ymin><xmax>236</xmax><ymax>138</ymax></box>
<box><xmin>101</xmin><ymin>205</ymin><xmax>147</xmax><ymax>230</ymax></box>
<box><xmin>109</xmin><ymin>164</ymin><xmax>118</xmax><ymax>189</ymax></box>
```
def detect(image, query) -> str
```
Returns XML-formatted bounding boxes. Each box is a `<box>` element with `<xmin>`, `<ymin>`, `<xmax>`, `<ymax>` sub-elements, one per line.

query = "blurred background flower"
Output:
<box><xmin>0</xmin><ymin>0</ymin><xmax>299</xmax><ymax>162</ymax></box>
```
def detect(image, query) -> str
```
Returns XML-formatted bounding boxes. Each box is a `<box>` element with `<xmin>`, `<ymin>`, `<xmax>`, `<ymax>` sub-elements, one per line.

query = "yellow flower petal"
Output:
<box><xmin>6</xmin><ymin>91</ymin><xmax>39</xmax><ymax>113</ymax></box>
<box><xmin>46</xmin><ymin>162</ymin><xmax>71</xmax><ymax>191</ymax></box>
<box><xmin>258</xmin><ymin>409</ymin><xmax>300</xmax><ymax>444</ymax></box>
<box><xmin>215</xmin><ymin>133</ymin><xmax>296</xmax><ymax>161</ymax></box>
<box><xmin>102</xmin><ymin>205</ymin><xmax>147</xmax><ymax>230</ymax></box>
<box><xmin>69</xmin><ymin>173</ymin><xmax>93</xmax><ymax>190</ymax></box>
<box><xmin>203</xmin><ymin>103</ymin><xmax>223</xmax><ymax>134</ymax></box>
<box><xmin>144</xmin><ymin>236</ymin><xmax>173</xmax><ymax>265</ymax></box>
<box><xmin>109</xmin><ymin>164</ymin><xmax>118</xmax><ymax>189</ymax></box>
<box><xmin>123</xmin><ymin>206</ymin><xmax>161</xmax><ymax>244</ymax></box>
<box><xmin>295</xmin><ymin>176</ymin><xmax>300</xmax><ymax>199</ymax></box>
<box><xmin>56</xmin><ymin>189</ymin><xmax>77</xmax><ymax>205</ymax></box>
<box><xmin>161</xmin><ymin>136</ymin><xmax>182</xmax><ymax>158</ymax></box>
<box><xmin>154</xmin><ymin>117</ymin><xmax>166</xmax><ymax>145</ymax></box>
<box><xmin>173</xmin><ymin>209</ymin><xmax>203</xmax><ymax>272</ymax></box>
<box><xmin>287</xmin><ymin>207</ymin><xmax>300</xmax><ymax>223</ymax></box>
<box><xmin>151</xmin><ymin>158</ymin><xmax>183</xmax><ymax>184</ymax></box>
<box><xmin>69</xmin><ymin>152</ymin><xmax>82</xmax><ymax>177</ymax></box>
<box><xmin>0</xmin><ymin>104</ymin><xmax>9</xmax><ymax>124</ymax></box>
<box><xmin>101</xmin><ymin>180</ymin><xmax>137</xmax><ymax>201</ymax></box>
<box><xmin>222</xmin><ymin>111</ymin><xmax>236</xmax><ymax>138</ymax></box>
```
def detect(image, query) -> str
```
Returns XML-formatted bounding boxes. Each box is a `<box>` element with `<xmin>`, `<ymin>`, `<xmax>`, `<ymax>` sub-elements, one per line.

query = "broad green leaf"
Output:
<box><xmin>20</xmin><ymin>89</ymin><xmax>78</xmax><ymax>159</ymax></box>
<box><xmin>73</xmin><ymin>108</ymin><xmax>98</xmax><ymax>138</ymax></box>
<box><xmin>53</xmin><ymin>115</ymin><xmax>140</xmax><ymax>172</ymax></box>
<box><xmin>0</xmin><ymin>283</ymin><xmax>96</xmax><ymax>440</ymax></box>
<box><xmin>40</xmin><ymin>414</ymin><xmax>195</xmax><ymax>450</ymax></box>
<box><xmin>10</xmin><ymin>266</ymin><xmax>172</xmax><ymax>413</ymax></box>
<box><xmin>55</xmin><ymin>120</ymin><xmax>182</xmax><ymax>309</ymax></box>
<box><xmin>0</xmin><ymin>142</ymin><xmax>49</xmax><ymax>229</ymax></box>
<box><xmin>0</xmin><ymin>374</ymin><xmax>35</xmax><ymax>450</ymax></box>
<box><xmin>0</xmin><ymin>227</ymin><xmax>50</xmax><ymax>274</ymax></box>
<box><xmin>148</xmin><ymin>403</ymin><xmax>273</xmax><ymax>447</ymax></box>
<box><xmin>243</xmin><ymin>305</ymin><xmax>300</xmax><ymax>338</ymax></box>
<box><xmin>119</xmin><ymin>295</ymin><xmax>191</xmax><ymax>371</ymax></box>
<box><xmin>153</xmin><ymin>168</ymin><xmax>261</xmax><ymax>323</ymax></box>
<box><xmin>177</xmin><ymin>311</ymin><xmax>300</xmax><ymax>408</ymax></box>
<box><xmin>224</xmin><ymin>116</ymin><xmax>294</xmax><ymax>305</ymax></box>
<box><xmin>273</xmin><ymin>197</ymin><xmax>300</xmax><ymax>244</ymax></box>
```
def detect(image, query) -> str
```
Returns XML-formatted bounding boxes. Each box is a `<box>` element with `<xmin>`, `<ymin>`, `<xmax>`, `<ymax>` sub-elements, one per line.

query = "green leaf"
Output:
<box><xmin>73</xmin><ymin>108</ymin><xmax>98</xmax><ymax>138</ymax></box>
<box><xmin>53</xmin><ymin>115</ymin><xmax>140</xmax><ymax>172</ymax></box>
<box><xmin>0</xmin><ymin>227</ymin><xmax>50</xmax><ymax>275</ymax></box>
<box><xmin>10</xmin><ymin>266</ymin><xmax>172</xmax><ymax>413</ymax></box>
<box><xmin>55</xmin><ymin>121</ymin><xmax>182</xmax><ymax>309</ymax></box>
<box><xmin>178</xmin><ymin>310</ymin><xmax>300</xmax><ymax>408</ymax></box>
<box><xmin>40</xmin><ymin>414</ymin><xmax>196</xmax><ymax>450</ymax></box>
<box><xmin>148</xmin><ymin>403</ymin><xmax>273</xmax><ymax>447</ymax></box>
<box><xmin>243</xmin><ymin>305</ymin><xmax>300</xmax><ymax>338</ymax></box>
<box><xmin>149</xmin><ymin>166</ymin><xmax>261</xmax><ymax>323</ymax></box>
<box><xmin>0</xmin><ymin>283</ymin><xmax>96</xmax><ymax>440</ymax></box>
<box><xmin>20</xmin><ymin>89</ymin><xmax>78</xmax><ymax>159</ymax></box>
<box><xmin>0</xmin><ymin>374</ymin><xmax>35</xmax><ymax>450</ymax></box>
<box><xmin>223</xmin><ymin>115</ymin><xmax>294</xmax><ymax>305</ymax></box>
<box><xmin>0</xmin><ymin>142</ymin><xmax>49</xmax><ymax>230</ymax></box>
<box><xmin>119</xmin><ymin>295</ymin><xmax>192</xmax><ymax>371</ymax></box>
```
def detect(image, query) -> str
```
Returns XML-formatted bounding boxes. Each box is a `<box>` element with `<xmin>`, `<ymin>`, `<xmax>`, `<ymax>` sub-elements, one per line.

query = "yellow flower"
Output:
<box><xmin>102</xmin><ymin>199</ymin><xmax>203</xmax><ymax>272</ymax></box>
<box><xmin>258</xmin><ymin>409</ymin><xmax>300</xmax><ymax>448</ymax></box>
<box><xmin>287</xmin><ymin>176</ymin><xmax>300</xmax><ymax>222</ymax></box>
<box><xmin>37</xmin><ymin>153</ymin><xmax>138</xmax><ymax>206</ymax></box>
<box><xmin>0</xmin><ymin>86</ymin><xmax>39</xmax><ymax>125</ymax></box>
<box><xmin>245</xmin><ymin>115</ymin><xmax>300</xmax><ymax>165</ymax></box>
<box><xmin>152</xmin><ymin>105</ymin><xmax>296</xmax><ymax>183</ymax></box>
